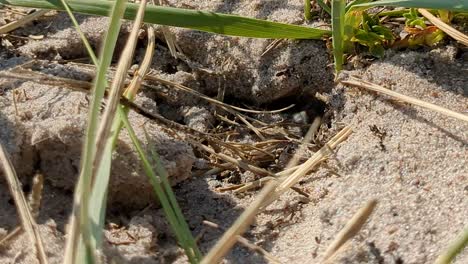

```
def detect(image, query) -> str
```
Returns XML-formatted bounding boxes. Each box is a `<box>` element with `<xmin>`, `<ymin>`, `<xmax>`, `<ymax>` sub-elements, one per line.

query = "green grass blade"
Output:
<box><xmin>58</xmin><ymin>2</ymin><xmax>198</xmax><ymax>261</ymax></box>
<box><xmin>435</xmin><ymin>226</ymin><xmax>468</xmax><ymax>264</ymax></box>
<box><xmin>0</xmin><ymin>0</ymin><xmax>330</xmax><ymax>39</ymax></box>
<box><xmin>61</xmin><ymin>0</ymin><xmax>127</xmax><ymax>262</ymax></box>
<box><xmin>61</xmin><ymin>0</ymin><xmax>122</xmax><ymax>254</ymax></box>
<box><xmin>119</xmin><ymin>108</ymin><xmax>201</xmax><ymax>263</ymax></box>
<box><xmin>304</xmin><ymin>0</ymin><xmax>312</xmax><ymax>20</ymax></box>
<box><xmin>355</xmin><ymin>0</ymin><xmax>468</xmax><ymax>12</ymax></box>
<box><xmin>332</xmin><ymin>0</ymin><xmax>346</xmax><ymax>73</ymax></box>
<box><xmin>59</xmin><ymin>0</ymin><xmax>98</xmax><ymax>65</ymax></box>
<box><xmin>346</xmin><ymin>0</ymin><xmax>372</xmax><ymax>12</ymax></box>
<box><xmin>143</xmin><ymin>129</ymin><xmax>202</xmax><ymax>259</ymax></box>
<box><xmin>317</xmin><ymin>0</ymin><xmax>332</xmax><ymax>15</ymax></box>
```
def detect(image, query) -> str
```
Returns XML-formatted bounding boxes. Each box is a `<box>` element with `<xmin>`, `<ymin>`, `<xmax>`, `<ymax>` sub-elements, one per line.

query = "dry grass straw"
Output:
<box><xmin>0</xmin><ymin>174</ymin><xmax>44</xmax><ymax>246</ymax></box>
<box><xmin>201</xmin><ymin>126</ymin><xmax>352</xmax><ymax>263</ymax></box>
<box><xmin>124</xmin><ymin>24</ymin><xmax>155</xmax><ymax>100</ymax></box>
<box><xmin>193</xmin><ymin>142</ymin><xmax>274</xmax><ymax>177</ymax></box>
<box><xmin>202</xmin><ymin>220</ymin><xmax>281</xmax><ymax>264</ymax></box>
<box><xmin>435</xmin><ymin>225</ymin><xmax>468</xmax><ymax>264</ymax></box>
<box><xmin>153</xmin><ymin>0</ymin><xmax>178</xmax><ymax>57</ymax></box>
<box><xmin>418</xmin><ymin>9</ymin><xmax>468</xmax><ymax>46</ymax></box>
<box><xmin>342</xmin><ymin>77</ymin><xmax>468</xmax><ymax>123</ymax></box>
<box><xmin>0</xmin><ymin>9</ymin><xmax>48</xmax><ymax>34</ymax></box>
<box><xmin>144</xmin><ymin>74</ymin><xmax>295</xmax><ymax>114</ymax></box>
<box><xmin>321</xmin><ymin>199</ymin><xmax>378</xmax><ymax>262</ymax></box>
<box><xmin>260</xmin><ymin>126</ymin><xmax>352</xmax><ymax>207</ymax></box>
<box><xmin>200</xmin><ymin>182</ymin><xmax>279</xmax><ymax>264</ymax></box>
<box><xmin>0</xmin><ymin>143</ymin><xmax>48</xmax><ymax>264</ymax></box>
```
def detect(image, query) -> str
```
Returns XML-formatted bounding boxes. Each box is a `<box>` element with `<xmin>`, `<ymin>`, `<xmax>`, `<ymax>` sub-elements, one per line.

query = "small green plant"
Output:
<box><xmin>351</xmin><ymin>12</ymin><xmax>395</xmax><ymax>57</ymax></box>
<box><xmin>400</xmin><ymin>8</ymin><xmax>445</xmax><ymax>48</ymax></box>
<box><xmin>403</xmin><ymin>8</ymin><xmax>426</xmax><ymax>27</ymax></box>
<box><xmin>327</xmin><ymin>0</ymin><xmax>468</xmax><ymax>72</ymax></box>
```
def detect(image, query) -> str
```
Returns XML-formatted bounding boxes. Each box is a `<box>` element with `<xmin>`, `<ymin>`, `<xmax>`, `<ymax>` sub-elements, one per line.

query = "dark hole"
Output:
<box><xmin>162</xmin><ymin>63</ymin><xmax>178</xmax><ymax>74</ymax></box>
<box><xmin>22</xmin><ymin>183</ymin><xmax>31</xmax><ymax>193</ymax></box>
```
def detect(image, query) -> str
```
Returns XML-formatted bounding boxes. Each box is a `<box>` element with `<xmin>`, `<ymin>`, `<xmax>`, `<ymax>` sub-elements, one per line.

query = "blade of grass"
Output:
<box><xmin>304</xmin><ymin>0</ymin><xmax>312</xmax><ymax>20</ymax></box>
<box><xmin>345</xmin><ymin>0</ymin><xmax>372</xmax><ymax>12</ymax></box>
<box><xmin>0</xmin><ymin>142</ymin><xmax>48</xmax><ymax>264</ymax></box>
<box><xmin>435</xmin><ymin>225</ymin><xmax>468</xmax><ymax>264</ymax></box>
<box><xmin>317</xmin><ymin>0</ymin><xmax>332</xmax><ymax>15</ymax></box>
<box><xmin>144</xmin><ymin>128</ymin><xmax>202</xmax><ymax>260</ymax></box>
<box><xmin>86</xmin><ymin>0</ymin><xmax>148</xmax><ymax>259</ymax></box>
<box><xmin>58</xmin><ymin>0</ymin><xmax>156</xmax><ymax>254</ymax></box>
<box><xmin>332</xmin><ymin>0</ymin><xmax>346</xmax><ymax>73</ymax></box>
<box><xmin>119</xmin><ymin>109</ymin><xmax>201</xmax><ymax>263</ymax></box>
<box><xmin>62</xmin><ymin>0</ymin><xmax>127</xmax><ymax>263</ymax></box>
<box><xmin>59</xmin><ymin>0</ymin><xmax>98</xmax><ymax>64</ymax></box>
<box><xmin>0</xmin><ymin>0</ymin><xmax>330</xmax><ymax>39</ymax></box>
<box><xmin>355</xmin><ymin>0</ymin><xmax>468</xmax><ymax>12</ymax></box>
<box><xmin>91</xmin><ymin>0</ymin><xmax>147</xmax><ymax>197</ymax></box>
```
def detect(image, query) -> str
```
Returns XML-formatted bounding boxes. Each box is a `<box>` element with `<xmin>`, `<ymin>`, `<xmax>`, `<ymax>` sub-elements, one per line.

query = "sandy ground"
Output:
<box><xmin>0</xmin><ymin>1</ymin><xmax>467</xmax><ymax>264</ymax></box>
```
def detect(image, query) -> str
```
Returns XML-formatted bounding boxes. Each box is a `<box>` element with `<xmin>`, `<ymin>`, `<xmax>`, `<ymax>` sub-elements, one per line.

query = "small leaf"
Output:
<box><xmin>369</xmin><ymin>44</ymin><xmax>385</xmax><ymax>58</ymax></box>
<box><xmin>372</xmin><ymin>25</ymin><xmax>395</xmax><ymax>40</ymax></box>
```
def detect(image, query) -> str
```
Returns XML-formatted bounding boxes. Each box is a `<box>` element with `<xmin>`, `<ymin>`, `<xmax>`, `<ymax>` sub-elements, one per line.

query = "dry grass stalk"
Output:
<box><xmin>286</xmin><ymin>116</ymin><xmax>321</xmax><ymax>169</ymax></box>
<box><xmin>144</xmin><ymin>74</ymin><xmax>295</xmax><ymax>114</ymax></box>
<box><xmin>202</xmin><ymin>126</ymin><xmax>352</xmax><ymax>263</ymax></box>
<box><xmin>261</xmin><ymin>39</ymin><xmax>284</xmax><ymax>57</ymax></box>
<box><xmin>418</xmin><ymin>9</ymin><xmax>468</xmax><ymax>46</ymax></box>
<box><xmin>124</xmin><ymin>24</ymin><xmax>156</xmax><ymax>100</ymax></box>
<box><xmin>193</xmin><ymin>142</ymin><xmax>274</xmax><ymax>177</ymax></box>
<box><xmin>152</xmin><ymin>0</ymin><xmax>179</xmax><ymax>57</ymax></box>
<box><xmin>322</xmin><ymin>199</ymin><xmax>378</xmax><ymax>262</ymax></box>
<box><xmin>0</xmin><ymin>173</ymin><xmax>44</xmax><ymax>246</ymax></box>
<box><xmin>200</xmin><ymin>182</ymin><xmax>279</xmax><ymax>264</ymax></box>
<box><xmin>202</xmin><ymin>221</ymin><xmax>281</xmax><ymax>264</ymax></box>
<box><xmin>261</xmin><ymin>126</ymin><xmax>352</xmax><ymax>207</ymax></box>
<box><xmin>342</xmin><ymin>78</ymin><xmax>468</xmax><ymax>123</ymax></box>
<box><xmin>0</xmin><ymin>9</ymin><xmax>49</xmax><ymax>34</ymax></box>
<box><xmin>0</xmin><ymin>143</ymin><xmax>48</xmax><ymax>264</ymax></box>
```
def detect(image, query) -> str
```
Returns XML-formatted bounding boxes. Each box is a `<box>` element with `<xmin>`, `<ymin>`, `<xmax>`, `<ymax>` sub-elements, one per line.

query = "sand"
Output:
<box><xmin>0</xmin><ymin>1</ymin><xmax>467</xmax><ymax>263</ymax></box>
